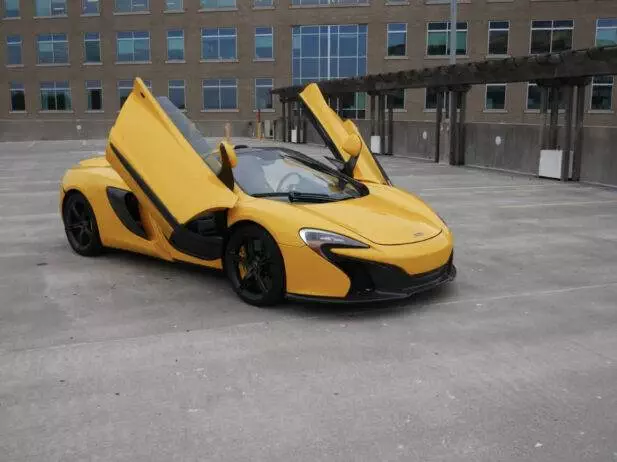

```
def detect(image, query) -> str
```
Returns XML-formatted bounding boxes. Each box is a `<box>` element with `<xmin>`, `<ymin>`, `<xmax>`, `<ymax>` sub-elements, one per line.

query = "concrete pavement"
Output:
<box><xmin>1</xmin><ymin>139</ymin><xmax>616</xmax><ymax>461</ymax></box>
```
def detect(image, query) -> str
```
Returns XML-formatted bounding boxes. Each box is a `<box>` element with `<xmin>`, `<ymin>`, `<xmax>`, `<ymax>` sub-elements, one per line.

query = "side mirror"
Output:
<box><xmin>343</xmin><ymin>119</ymin><xmax>360</xmax><ymax>135</ymax></box>
<box><xmin>219</xmin><ymin>141</ymin><xmax>238</xmax><ymax>168</ymax></box>
<box><xmin>342</xmin><ymin>133</ymin><xmax>362</xmax><ymax>158</ymax></box>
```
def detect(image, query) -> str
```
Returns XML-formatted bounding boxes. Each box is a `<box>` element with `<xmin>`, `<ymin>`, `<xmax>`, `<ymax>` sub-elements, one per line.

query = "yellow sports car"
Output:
<box><xmin>60</xmin><ymin>78</ymin><xmax>455</xmax><ymax>306</ymax></box>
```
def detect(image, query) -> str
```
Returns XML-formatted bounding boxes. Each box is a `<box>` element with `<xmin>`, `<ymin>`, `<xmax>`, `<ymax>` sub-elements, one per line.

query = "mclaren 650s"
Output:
<box><xmin>60</xmin><ymin>78</ymin><xmax>456</xmax><ymax>306</ymax></box>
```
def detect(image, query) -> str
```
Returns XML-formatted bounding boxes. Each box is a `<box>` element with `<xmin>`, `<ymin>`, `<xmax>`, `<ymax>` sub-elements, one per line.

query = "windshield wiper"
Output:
<box><xmin>251</xmin><ymin>191</ymin><xmax>340</xmax><ymax>203</ymax></box>
<box><xmin>288</xmin><ymin>191</ymin><xmax>339</xmax><ymax>203</ymax></box>
<box><xmin>252</xmin><ymin>192</ymin><xmax>290</xmax><ymax>199</ymax></box>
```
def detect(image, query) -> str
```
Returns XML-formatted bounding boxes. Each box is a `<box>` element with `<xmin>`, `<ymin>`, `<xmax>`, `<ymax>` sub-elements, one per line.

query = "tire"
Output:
<box><xmin>224</xmin><ymin>224</ymin><xmax>286</xmax><ymax>307</ymax></box>
<box><xmin>62</xmin><ymin>191</ymin><xmax>104</xmax><ymax>257</ymax></box>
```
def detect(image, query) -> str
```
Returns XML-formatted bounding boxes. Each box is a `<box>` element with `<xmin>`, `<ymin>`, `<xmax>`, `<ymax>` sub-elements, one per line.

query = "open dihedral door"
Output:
<box><xmin>106</xmin><ymin>78</ymin><xmax>238</xmax><ymax>260</ymax></box>
<box><xmin>299</xmin><ymin>83</ymin><xmax>390</xmax><ymax>185</ymax></box>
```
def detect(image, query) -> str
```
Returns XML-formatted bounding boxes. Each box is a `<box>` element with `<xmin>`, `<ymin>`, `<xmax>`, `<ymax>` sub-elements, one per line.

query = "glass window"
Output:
<box><xmin>168</xmin><ymin>79</ymin><xmax>186</xmax><ymax>110</ymax></box>
<box><xmin>86</xmin><ymin>80</ymin><xmax>102</xmax><ymax>110</ymax></box>
<box><xmin>7</xmin><ymin>35</ymin><xmax>22</xmax><ymax>65</ymax></box>
<box><xmin>425</xmin><ymin>88</ymin><xmax>461</xmax><ymax>111</ymax></box>
<box><xmin>255</xmin><ymin>78</ymin><xmax>273</xmax><ymax>109</ymax></box>
<box><xmin>118</xmin><ymin>79</ymin><xmax>151</xmax><ymax>107</ymax></box>
<box><xmin>255</xmin><ymin>26</ymin><xmax>273</xmax><ymax>59</ymax></box>
<box><xmin>4</xmin><ymin>0</ymin><xmax>20</xmax><ymax>17</ymax></box>
<box><xmin>488</xmin><ymin>20</ymin><xmax>509</xmax><ymax>56</ymax></box>
<box><xmin>84</xmin><ymin>32</ymin><xmax>101</xmax><ymax>63</ymax></box>
<box><xmin>591</xmin><ymin>76</ymin><xmax>613</xmax><ymax>111</ymax></box>
<box><xmin>328</xmin><ymin>92</ymin><xmax>367</xmax><ymax>120</ymax></box>
<box><xmin>596</xmin><ymin>19</ymin><xmax>617</xmax><ymax>47</ymax></box>
<box><xmin>485</xmin><ymin>84</ymin><xmax>506</xmax><ymax>110</ymax></box>
<box><xmin>201</xmin><ymin>28</ymin><xmax>237</xmax><ymax>60</ymax></box>
<box><xmin>526</xmin><ymin>84</ymin><xmax>566</xmax><ymax>111</ymax></box>
<box><xmin>165</xmin><ymin>0</ymin><xmax>182</xmax><ymax>11</ymax></box>
<box><xmin>115</xmin><ymin>0</ymin><xmax>149</xmax><ymax>13</ymax></box>
<box><xmin>530</xmin><ymin>20</ymin><xmax>573</xmax><ymax>54</ymax></box>
<box><xmin>82</xmin><ymin>0</ymin><xmax>99</xmax><ymax>14</ymax></box>
<box><xmin>40</xmin><ymin>81</ymin><xmax>71</xmax><ymax>111</ymax></box>
<box><xmin>387</xmin><ymin>89</ymin><xmax>405</xmax><ymax>110</ymax></box>
<box><xmin>118</xmin><ymin>80</ymin><xmax>133</xmax><ymax>107</ymax></box>
<box><xmin>202</xmin><ymin>79</ymin><xmax>237</xmax><ymax>110</ymax></box>
<box><xmin>425</xmin><ymin>88</ymin><xmax>439</xmax><ymax>110</ymax></box>
<box><xmin>254</xmin><ymin>0</ymin><xmax>272</xmax><ymax>6</ymax></box>
<box><xmin>35</xmin><ymin>0</ymin><xmax>66</xmax><ymax>16</ymax></box>
<box><xmin>291</xmin><ymin>0</ymin><xmax>368</xmax><ymax>4</ymax></box>
<box><xmin>200</xmin><ymin>0</ymin><xmax>236</xmax><ymax>8</ymax></box>
<box><xmin>387</xmin><ymin>23</ymin><xmax>406</xmax><ymax>57</ymax></box>
<box><xmin>167</xmin><ymin>29</ymin><xmax>184</xmax><ymax>61</ymax></box>
<box><xmin>37</xmin><ymin>33</ymin><xmax>69</xmax><ymax>64</ymax></box>
<box><xmin>116</xmin><ymin>31</ymin><xmax>150</xmax><ymax>62</ymax></box>
<box><xmin>9</xmin><ymin>82</ymin><xmax>25</xmax><ymax>111</ymax></box>
<box><xmin>526</xmin><ymin>83</ymin><xmax>542</xmax><ymax>110</ymax></box>
<box><xmin>153</xmin><ymin>96</ymin><xmax>222</xmax><ymax>175</ymax></box>
<box><xmin>292</xmin><ymin>24</ymin><xmax>367</xmax><ymax>118</ymax></box>
<box><xmin>427</xmin><ymin>21</ymin><xmax>467</xmax><ymax>56</ymax></box>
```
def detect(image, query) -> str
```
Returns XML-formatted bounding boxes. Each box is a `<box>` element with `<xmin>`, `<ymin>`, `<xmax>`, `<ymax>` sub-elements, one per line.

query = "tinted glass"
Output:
<box><xmin>486</xmin><ymin>85</ymin><xmax>506</xmax><ymax>110</ymax></box>
<box><xmin>488</xmin><ymin>30</ymin><xmax>508</xmax><ymax>55</ymax></box>
<box><xmin>156</xmin><ymin>96</ymin><xmax>221</xmax><ymax>174</ymax></box>
<box><xmin>527</xmin><ymin>84</ymin><xmax>542</xmax><ymax>110</ymax></box>
<box><xmin>233</xmin><ymin>149</ymin><xmax>363</xmax><ymax>200</ymax></box>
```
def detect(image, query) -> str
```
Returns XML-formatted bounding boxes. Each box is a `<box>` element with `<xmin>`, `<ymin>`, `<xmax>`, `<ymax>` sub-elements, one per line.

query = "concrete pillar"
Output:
<box><xmin>387</xmin><ymin>101</ymin><xmax>394</xmax><ymax>156</ymax></box>
<box><xmin>295</xmin><ymin>100</ymin><xmax>301</xmax><ymax>144</ymax></box>
<box><xmin>540</xmin><ymin>86</ymin><xmax>550</xmax><ymax>149</ymax></box>
<box><xmin>457</xmin><ymin>90</ymin><xmax>468</xmax><ymax>166</ymax></box>
<box><xmin>448</xmin><ymin>91</ymin><xmax>459</xmax><ymax>166</ymax></box>
<box><xmin>281</xmin><ymin>100</ymin><xmax>287</xmax><ymax>142</ymax></box>
<box><xmin>549</xmin><ymin>87</ymin><xmax>560</xmax><ymax>149</ymax></box>
<box><xmin>561</xmin><ymin>86</ymin><xmax>575</xmax><ymax>181</ymax></box>
<box><xmin>302</xmin><ymin>115</ymin><xmax>308</xmax><ymax>144</ymax></box>
<box><xmin>370</xmin><ymin>94</ymin><xmax>376</xmax><ymax>136</ymax></box>
<box><xmin>572</xmin><ymin>83</ymin><xmax>587</xmax><ymax>181</ymax></box>
<box><xmin>286</xmin><ymin>100</ymin><xmax>293</xmax><ymax>143</ymax></box>
<box><xmin>435</xmin><ymin>90</ymin><xmax>443</xmax><ymax>163</ymax></box>
<box><xmin>378</xmin><ymin>94</ymin><xmax>386</xmax><ymax>155</ymax></box>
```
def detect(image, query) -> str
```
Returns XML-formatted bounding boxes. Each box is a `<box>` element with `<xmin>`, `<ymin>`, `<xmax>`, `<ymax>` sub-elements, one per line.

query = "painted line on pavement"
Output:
<box><xmin>500</xmin><ymin>200</ymin><xmax>617</xmax><ymax>208</ymax></box>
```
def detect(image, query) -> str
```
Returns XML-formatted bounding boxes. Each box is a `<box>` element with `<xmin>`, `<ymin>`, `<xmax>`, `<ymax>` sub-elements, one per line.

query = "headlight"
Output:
<box><xmin>299</xmin><ymin>228</ymin><xmax>368</xmax><ymax>256</ymax></box>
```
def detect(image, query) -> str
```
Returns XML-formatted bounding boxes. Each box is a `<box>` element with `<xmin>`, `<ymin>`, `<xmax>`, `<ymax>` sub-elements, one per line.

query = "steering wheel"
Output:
<box><xmin>276</xmin><ymin>172</ymin><xmax>302</xmax><ymax>192</ymax></box>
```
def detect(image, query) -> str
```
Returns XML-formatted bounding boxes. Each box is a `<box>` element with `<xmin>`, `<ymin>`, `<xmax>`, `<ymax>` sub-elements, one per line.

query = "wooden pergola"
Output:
<box><xmin>272</xmin><ymin>46</ymin><xmax>617</xmax><ymax>181</ymax></box>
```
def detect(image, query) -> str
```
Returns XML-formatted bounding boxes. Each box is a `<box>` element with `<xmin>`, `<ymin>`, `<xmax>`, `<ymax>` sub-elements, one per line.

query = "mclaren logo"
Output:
<box><xmin>414</xmin><ymin>232</ymin><xmax>424</xmax><ymax>237</ymax></box>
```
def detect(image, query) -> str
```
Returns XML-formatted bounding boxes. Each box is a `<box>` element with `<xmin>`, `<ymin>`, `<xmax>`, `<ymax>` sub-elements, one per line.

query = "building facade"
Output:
<box><xmin>0</xmin><ymin>0</ymin><xmax>616</xmax><ymax>140</ymax></box>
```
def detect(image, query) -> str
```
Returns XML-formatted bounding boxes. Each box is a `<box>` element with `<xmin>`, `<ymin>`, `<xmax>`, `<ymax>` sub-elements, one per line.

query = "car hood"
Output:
<box><xmin>297</xmin><ymin>187</ymin><xmax>443</xmax><ymax>246</ymax></box>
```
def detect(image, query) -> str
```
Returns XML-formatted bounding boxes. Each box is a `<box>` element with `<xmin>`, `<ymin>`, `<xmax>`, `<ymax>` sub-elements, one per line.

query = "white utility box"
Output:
<box><xmin>539</xmin><ymin>149</ymin><xmax>573</xmax><ymax>180</ymax></box>
<box><xmin>370</xmin><ymin>136</ymin><xmax>389</xmax><ymax>154</ymax></box>
<box><xmin>370</xmin><ymin>135</ymin><xmax>381</xmax><ymax>154</ymax></box>
<box><xmin>291</xmin><ymin>129</ymin><xmax>298</xmax><ymax>143</ymax></box>
<box><xmin>263</xmin><ymin>120</ymin><xmax>273</xmax><ymax>138</ymax></box>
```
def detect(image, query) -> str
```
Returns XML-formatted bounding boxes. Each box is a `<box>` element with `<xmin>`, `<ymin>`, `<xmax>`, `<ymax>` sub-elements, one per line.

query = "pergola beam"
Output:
<box><xmin>272</xmin><ymin>46</ymin><xmax>617</xmax><ymax>99</ymax></box>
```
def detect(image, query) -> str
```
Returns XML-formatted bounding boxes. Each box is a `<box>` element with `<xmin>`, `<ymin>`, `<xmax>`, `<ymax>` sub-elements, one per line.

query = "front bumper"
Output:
<box><xmin>286</xmin><ymin>251</ymin><xmax>456</xmax><ymax>304</ymax></box>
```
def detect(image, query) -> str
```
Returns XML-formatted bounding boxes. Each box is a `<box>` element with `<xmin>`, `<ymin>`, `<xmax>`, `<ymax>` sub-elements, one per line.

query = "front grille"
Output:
<box><xmin>327</xmin><ymin>252</ymin><xmax>455</xmax><ymax>299</ymax></box>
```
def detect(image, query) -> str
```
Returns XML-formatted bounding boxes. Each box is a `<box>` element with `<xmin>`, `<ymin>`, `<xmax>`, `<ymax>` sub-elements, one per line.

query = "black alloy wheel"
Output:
<box><xmin>224</xmin><ymin>224</ymin><xmax>285</xmax><ymax>307</ymax></box>
<box><xmin>62</xmin><ymin>192</ymin><xmax>104</xmax><ymax>256</ymax></box>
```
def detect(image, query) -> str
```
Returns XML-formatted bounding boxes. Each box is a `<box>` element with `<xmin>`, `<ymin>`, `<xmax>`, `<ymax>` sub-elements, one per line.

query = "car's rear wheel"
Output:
<box><xmin>224</xmin><ymin>224</ymin><xmax>285</xmax><ymax>307</ymax></box>
<box><xmin>62</xmin><ymin>191</ymin><xmax>104</xmax><ymax>257</ymax></box>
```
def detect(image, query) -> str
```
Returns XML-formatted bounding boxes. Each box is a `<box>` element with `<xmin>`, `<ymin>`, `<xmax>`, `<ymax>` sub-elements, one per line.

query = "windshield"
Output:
<box><xmin>156</xmin><ymin>96</ymin><xmax>222</xmax><ymax>175</ymax></box>
<box><xmin>234</xmin><ymin>148</ymin><xmax>366</xmax><ymax>202</ymax></box>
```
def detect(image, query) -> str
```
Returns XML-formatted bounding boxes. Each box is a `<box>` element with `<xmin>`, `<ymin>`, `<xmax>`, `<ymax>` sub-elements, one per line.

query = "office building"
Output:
<box><xmin>1</xmin><ymin>0</ymin><xmax>616</xmax><ymax>140</ymax></box>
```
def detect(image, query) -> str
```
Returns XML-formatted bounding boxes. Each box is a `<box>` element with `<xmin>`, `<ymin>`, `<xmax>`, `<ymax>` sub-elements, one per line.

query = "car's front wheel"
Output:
<box><xmin>224</xmin><ymin>224</ymin><xmax>285</xmax><ymax>307</ymax></box>
<box><xmin>62</xmin><ymin>191</ymin><xmax>104</xmax><ymax>257</ymax></box>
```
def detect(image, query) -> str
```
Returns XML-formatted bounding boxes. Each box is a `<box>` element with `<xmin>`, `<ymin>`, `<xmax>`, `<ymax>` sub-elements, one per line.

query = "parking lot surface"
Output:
<box><xmin>1</xmin><ymin>139</ymin><xmax>616</xmax><ymax>462</ymax></box>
